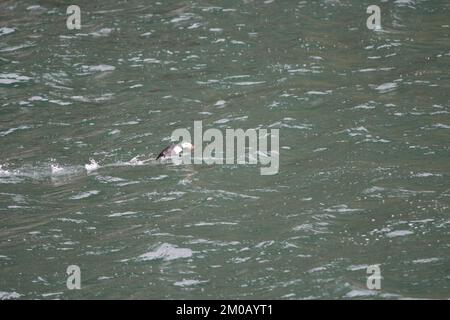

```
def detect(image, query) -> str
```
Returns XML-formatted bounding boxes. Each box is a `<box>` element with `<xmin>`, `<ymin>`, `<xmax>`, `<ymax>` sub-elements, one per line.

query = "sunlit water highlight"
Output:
<box><xmin>0</xmin><ymin>0</ymin><xmax>449</xmax><ymax>299</ymax></box>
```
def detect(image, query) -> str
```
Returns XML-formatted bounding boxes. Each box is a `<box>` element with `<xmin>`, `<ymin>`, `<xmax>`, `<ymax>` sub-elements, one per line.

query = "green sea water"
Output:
<box><xmin>0</xmin><ymin>0</ymin><xmax>449</xmax><ymax>299</ymax></box>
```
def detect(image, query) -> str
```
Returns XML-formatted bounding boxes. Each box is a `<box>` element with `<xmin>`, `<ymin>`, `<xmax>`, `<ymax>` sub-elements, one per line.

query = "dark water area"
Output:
<box><xmin>0</xmin><ymin>0</ymin><xmax>449</xmax><ymax>299</ymax></box>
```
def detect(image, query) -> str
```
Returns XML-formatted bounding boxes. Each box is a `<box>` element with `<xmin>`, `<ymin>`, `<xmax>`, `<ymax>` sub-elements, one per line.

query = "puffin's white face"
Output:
<box><xmin>180</xmin><ymin>142</ymin><xmax>194</xmax><ymax>150</ymax></box>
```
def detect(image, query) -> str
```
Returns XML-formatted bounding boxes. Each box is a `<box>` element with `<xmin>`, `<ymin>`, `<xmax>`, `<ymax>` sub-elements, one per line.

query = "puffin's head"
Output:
<box><xmin>180</xmin><ymin>142</ymin><xmax>194</xmax><ymax>150</ymax></box>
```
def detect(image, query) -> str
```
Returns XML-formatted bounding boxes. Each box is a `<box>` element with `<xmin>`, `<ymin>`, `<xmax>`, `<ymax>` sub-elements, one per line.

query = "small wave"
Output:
<box><xmin>0</xmin><ymin>125</ymin><xmax>31</xmax><ymax>137</ymax></box>
<box><xmin>56</xmin><ymin>218</ymin><xmax>87</xmax><ymax>224</ymax></box>
<box><xmin>0</xmin><ymin>42</ymin><xmax>36</xmax><ymax>53</ymax></box>
<box><xmin>232</xmin><ymin>81</ymin><xmax>266</xmax><ymax>86</ymax></box>
<box><xmin>385</xmin><ymin>230</ymin><xmax>413</xmax><ymax>238</ymax></box>
<box><xmin>214</xmin><ymin>100</ymin><xmax>226</xmax><ymax>107</ymax></box>
<box><xmin>89</xmin><ymin>28</ymin><xmax>113</xmax><ymax>37</ymax></box>
<box><xmin>137</xmin><ymin>243</ymin><xmax>193</xmax><ymax>261</ymax></box>
<box><xmin>81</xmin><ymin>64</ymin><xmax>115</xmax><ymax>73</ymax></box>
<box><xmin>0</xmin><ymin>291</ymin><xmax>22</xmax><ymax>300</ymax></box>
<box><xmin>106</xmin><ymin>156</ymin><xmax>153</xmax><ymax>168</ymax></box>
<box><xmin>189</xmin><ymin>221</ymin><xmax>238</xmax><ymax>227</ymax></box>
<box><xmin>0</xmin><ymin>165</ymin><xmax>10</xmax><ymax>175</ymax></box>
<box><xmin>0</xmin><ymin>27</ymin><xmax>15</xmax><ymax>37</ymax></box>
<box><xmin>199</xmin><ymin>189</ymin><xmax>259</xmax><ymax>200</ymax></box>
<box><xmin>50</xmin><ymin>163</ymin><xmax>65</xmax><ymax>175</ymax></box>
<box><xmin>324</xmin><ymin>205</ymin><xmax>362</xmax><ymax>213</ymax></box>
<box><xmin>412</xmin><ymin>258</ymin><xmax>440</xmax><ymax>264</ymax></box>
<box><xmin>107</xmin><ymin>211</ymin><xmax>138</xmax><ymax>217</ymax></box>
<box><xmin>26</xmin><ymin>5</ymin><xmax>46</xmax><ymax>11</ymax></box>
<box><xmin>174</xmin><ymin>279</ymin><xmax>208</xmax><ymax>287</ymax></box>
<box><xmin>394</xmin><ymin>0</ymin><xmax>416</xmax><ymax>7</ymax></box>
<box><xmin>69</xmin><ymin>190</ymin><xmax>100</xmax><ymax>200</ymax></box>
<box><xmin>306</xmin><ymin>90</ymin><xmax>331</xmax><ymax>95</ymax></box>
<box><xmin>0</xmin><ymin>73</ymin><xmax>32</xmax><ymax>85</ymax></box>
<box><xmin>352</xmin><ymin>101</ymin><xmax>377</xmax><ymax>110</ymax></box>
<box><xmin>41</xmin><ymin>292</ymin><xmax>63</xmax><ymax>298</ymax></box>
<box><xmin>411</xmin><ymin>172</ymin><xmax>442</xmax><ymax>178</ymax></box>
<box><xmin>344</xmin><ymin>289</ymin><xmax>378</xmax><ymax>298</ymax></box>
<box><xmin>374</xmin><ymin>82</ymin><xmax>398</xmax><ymax>93</ymax></box>
<box><xmin>85</xmin><ymin>159</ymin><xmax>99</xmax><ymax>172</ymax></box>
<box><xmin>432</xmin><ymin>123</ymin><xmax>450</xmax><ymax>129</ymax></box>
<box><xmin>347</xmin><ymin>264</ymin><xmax>369</xmax><ymax>271</ymax></box>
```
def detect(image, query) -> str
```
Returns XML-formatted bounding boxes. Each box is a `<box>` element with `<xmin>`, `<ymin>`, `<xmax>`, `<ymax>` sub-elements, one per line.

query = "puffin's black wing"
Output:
<box><xmin>156</xmin><ymin>144</ymin><xmax>175</xmax><ymax>160</ymax></box>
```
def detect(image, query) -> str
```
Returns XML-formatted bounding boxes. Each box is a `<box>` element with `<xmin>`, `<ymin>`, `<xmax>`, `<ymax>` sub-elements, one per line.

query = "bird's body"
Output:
<box><xmin>156</xmin><ymin>142</ymin><xmax>193</xmax><ymax>160</ymax></box>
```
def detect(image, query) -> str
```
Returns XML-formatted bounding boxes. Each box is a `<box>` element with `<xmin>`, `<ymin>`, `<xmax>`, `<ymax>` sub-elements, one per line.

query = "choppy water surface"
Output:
<box><xmin>1</xmin><ymin>0</ymin><xmax>449</xmax><ymax>299</ymax></box>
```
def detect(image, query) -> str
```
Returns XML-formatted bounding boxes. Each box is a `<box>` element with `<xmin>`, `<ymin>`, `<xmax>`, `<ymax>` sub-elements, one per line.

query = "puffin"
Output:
<box><xmin>156</xmin><ymin>142</ymin><xmax>194</xmax><ymax>160</ymax></box>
